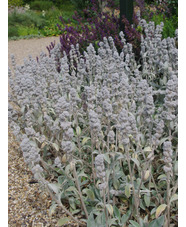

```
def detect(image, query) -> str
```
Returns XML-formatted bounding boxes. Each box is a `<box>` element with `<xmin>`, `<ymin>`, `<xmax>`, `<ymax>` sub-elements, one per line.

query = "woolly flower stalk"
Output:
<box><xmin>49</xmin><ymin>82</ymin><xmax>60</xmax><ymax>101</ymax></box>
<box><xmin>20</xmin><ymin>136</ymin><xmax>40</xmax><ymax>166</ymax></box>
<box><xmin>102</xmin><ymin>99</ymin><xmax>113</xmax><ymax>118</ymax></box>
<box><xmin>63</xmin><ymin>127</ymin><xmax>74</xmax><ymax>140</ymax></box>
<box><xmin>108</xmin><ymin>130</ymin><xmax>115</xmax><ymax>144</ymax></box>
<box><xmin>136</xmin><ymin>79</ymin><xmax>149</xmax><ymax>103</ymax></box>
<box><xmin>144</xmin><ymin>88</ymin><xmax>155</xmax><ymax>123</ymax></box>
<box><xmin>95</xmin><ymin>154</ymin><xmax>107</xmax><ymax>190</ymax></box>
<box><xmin>59</xmin><ymin>109</ymin><xmax>74</xmax><ymax>157</ymax></box>
<box><xmin>152</xmin><ymin>118</ymin><xmax>164</xmax><ymax>147</ymax></box>
<box><xmin>61</xmin><ymin>141</ymin><xmax>73</xmax><ymax>155</ymax></box>
<box><xmin>89</xmin><ymin>110</ymin><xmax>101</xmax><ymax>133</ymax></box>
<box><xmin>24</xmin><ymin>110</ymin><xmax>34</xmax><ymax>127</ymax></box>
<box><xmin>118</xmin><ymin>108</ymin><xmax>130</xmax><ymax>145</ymax></box>
<box><xmin>118</xmin><ymin>108</ymin><xmax>138</xmax><ymax>146</ymax></box>
<box><xmin>44</xmin><ymin>113</ymin><xmax>53</xmax><ymax>129</ymax></box>
<box><xmin>85</xmin><ymin>85</ymin><xmax>96</xmax><ymax>110</ymax></box>
<box><xmin>60</xmin><ymin>118</ymin><xmax>71</xmax><ymax>131</ymax></box>
<box><xmin>32</xmin><ymin>164</ymin><xmax>43</xmax><ymax>174</ymax></box>
<box><xmin>31</xmin><ymin>164</ymin><xmax>43</xmax><ymax>180</ymax></box>
<box><xmin>163</xmin><ymin>141</ymin><xmax>173</xmax><ymax>174</ymax></box>
<box><xmin>25</xmin><ymin>127</ymin><xmax>36</xmax><ymax>137</ymax></box>
<box><xmin>101</xmin><ymin>86</ymin><xmax>110</xmax><ymax>100</ymax></box>
<box><xmin>55</xmin><ymin>97</ymin><xmax>70</xmax><ymax>115</ymax></box>
<box><xmin>163</xmin><ymin>75</ymin><xmax>178</xmax><ymax>122</ymax></box>
<box><xmin>12</xmin><ymin>124</ymin><xmax>20</xmax><ymax>137</ymax></box>
<box><xmin>8</xmin><ymin>104</ymin><xmax>18</xmax><ymax>123</ymax></box>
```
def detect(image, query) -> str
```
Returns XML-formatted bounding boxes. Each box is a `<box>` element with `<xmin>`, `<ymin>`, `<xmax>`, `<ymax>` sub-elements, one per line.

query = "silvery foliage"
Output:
<box><xmin>9</xmin><ymin>18</ymin><xmax>177</xmax><ymax>225</ymax></box>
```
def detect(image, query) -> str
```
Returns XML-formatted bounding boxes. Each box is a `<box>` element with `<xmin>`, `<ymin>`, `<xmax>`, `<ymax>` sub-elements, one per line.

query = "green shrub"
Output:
<box><xmin>44</xmin><ymin>8</ymin><xmax>62</xmax><ymax>20</ymax></box>
<box><xmin>8</xmin><ymin>11</ymin><xmax>31</xmax><ymax>26</ymax></box>
<box><xmin>70</xmin><ymin>0</ymin><xmax>90</xmax><ymax>10</ymax></box>
<box><xmin>8</xmin><ymin>0</ymin><xmax>23</xmax><ymax>7</ymax></box>
<box><xmin>22</xmin><ymin>0</ymin><xmax>32</xmax><ymax>4</ymax></box>
<box><xmin>41</xmin><ymin>23</ymin><xmax>62</xmax><ymax>36</ymax></box>
<box><xmin>39</xmin><ymin>7</ymin><xmax>75</xmax><ymax>37</ymax></box>
<box><xmin>8</xmin><ymin>10</ymin><xmax>47</xmax><ymax>29</ymax></box>
<box><xmin>163</xmin><ymin>15</ymin><xmax>178</xmax><ymax>38</ymax></box>
<box><xmin>144</xmin><ymin>0</ymin><xmax>156</xmax><ymax>4</ymax></box>
<box><xmin>167</xmin><ymin>0</ymin><xmax>178</xmax><ymax>16</ymax></box>
<box><xmin>44</xmin><ymin>7</ymin><xmax>75</xmax><ymax>23</ymax></box>
<box><xmin>30</xmin><ymin>0</ymin><xmax>54</xmax><ymax>11</ymax></box>
<box><xmin>50</xmin><ymin>0</ymin><xmax>70</xmax><ymax>8</ymax></box>
<box><xmin>17</xmin><ymin>25</ymin><xmax>39</xmax><ymax>36</ymax></box>
<box><xmin>151</xmin><ymin>14</ymin><xmax>178</xmax><ymax>38</ymax></box>
<box><xmin>8</xmin><ymin>25</ymin><xmax>19</xmax><ymax>37</ymax></box>
<box><xmin>48</xmin><ymin>1</ymin><xmax>75</xmax><ymax>11</ymax></box>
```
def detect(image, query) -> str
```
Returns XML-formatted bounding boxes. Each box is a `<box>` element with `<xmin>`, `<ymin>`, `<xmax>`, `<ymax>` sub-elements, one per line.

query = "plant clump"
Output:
<box><xmin>9</xmin><ymin>18</ymin><xmax>178</xmax><ymax>226</ymax></box>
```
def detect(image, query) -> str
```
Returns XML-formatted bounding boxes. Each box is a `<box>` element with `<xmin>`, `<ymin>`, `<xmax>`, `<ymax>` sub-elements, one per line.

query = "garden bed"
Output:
<box><xmin>8</xmin><ymin>1</ymin><xmax>178</xmax><ymax>226</ymax></box>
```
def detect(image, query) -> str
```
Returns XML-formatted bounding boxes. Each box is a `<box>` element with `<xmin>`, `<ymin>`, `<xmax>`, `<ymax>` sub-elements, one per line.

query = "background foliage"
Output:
<box><xmin>8</xmin><ymin>0</ymin><xmax>23</xmax><ymax>7</ymax></box>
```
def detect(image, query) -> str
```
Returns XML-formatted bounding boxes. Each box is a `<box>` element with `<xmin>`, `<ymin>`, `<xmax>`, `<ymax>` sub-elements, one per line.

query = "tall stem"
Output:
<box><xmin>112</xmin><ymin>154</ymin><xmax>116</xmax><ymax>206</ymax></box>
<box><xmin>112</xmin><ymin>129</ymin><xmax>118</xmax><ymax>206</ymax></box>
<box><xmin>126</xmin><ymin>145</ymin><xmax>140</xmax><ymax>222</ymax></box>
<box><xmin>139</xmin><ymin>146</ymin><xmax>164</xmax><ymax>203</ymax></box>
<box><xmin>166</xmin><ymin>126</ymin><xmax>172</xmax><ymax>225</ymax></box>
<box><xmin>172</xmin><ymin>179</ymin><xmax>178</xmax><ymax>196</ymax></box>
<box><xmin>72</xmin><ymin>162</ymin><xmax>89</xmax><ymax>219</ymax></box>
<box><xmin>151</xmin><ymin>174</ymin><xmax>164</xmax><ymax>204</ymax></box>
<box><xmin>77</xmin><ymin>135</ymin><xmax>82</xmax><ymax>159</ymax></box>
<box><xmin>166</xmin><ymin>172</ymin><xmax>171</xmax><ymax>226</ymax></box>
<box><xmin>106</xmin><ymin>123</ymin><xmax>110</xmax><ymax>204</ymax></box>
<box><xmin>103</xmin><ymin>189</ymin><xmax>109</xmax><ymax>227</ymax></box>
<box><xmin>91</xmin><ymin>131</ymin><xmax>96</xmax><ymax>185</ymax></box>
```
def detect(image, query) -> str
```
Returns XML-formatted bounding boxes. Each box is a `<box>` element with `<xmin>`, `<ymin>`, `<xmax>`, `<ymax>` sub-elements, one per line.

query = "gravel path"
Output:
<box><xmin>8</xmin><ymin>36</ymin><xmax>60</xmax><ymax>66</ymax></box>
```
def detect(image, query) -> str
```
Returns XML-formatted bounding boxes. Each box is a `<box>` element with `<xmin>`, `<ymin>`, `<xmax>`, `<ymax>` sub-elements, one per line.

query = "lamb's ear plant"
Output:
<box><xmin>9</xmin><ymin>17</ymin><xmax>178</xmax><ymax>226</ymax></box>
